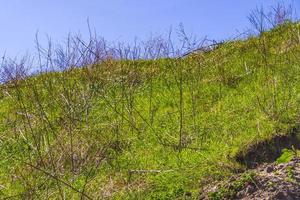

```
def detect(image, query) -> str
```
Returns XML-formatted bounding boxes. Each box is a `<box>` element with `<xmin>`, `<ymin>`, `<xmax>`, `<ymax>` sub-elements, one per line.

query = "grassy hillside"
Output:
<box><xmin>1</xmin><ymin>22</ymin><xmax>300</xmax><ymax>199</ymax></box>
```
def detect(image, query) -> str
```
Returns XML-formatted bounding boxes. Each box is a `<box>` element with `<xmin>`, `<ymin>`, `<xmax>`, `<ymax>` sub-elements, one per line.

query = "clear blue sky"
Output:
<box><xmin>0</xmin><ymin>0</ymin><xmax>299</xmax><ymax>57</ymax></box>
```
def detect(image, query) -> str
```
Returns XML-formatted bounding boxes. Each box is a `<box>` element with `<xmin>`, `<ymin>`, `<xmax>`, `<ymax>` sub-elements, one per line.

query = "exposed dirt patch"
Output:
<box><xmin>200</xmin><ymin>158</ymin><xmax>300</xmax><ymax>199</ymax></box>
<box><xmin>235</xmin><ymin>127</ymin><xmax>300</xmax><ymax>168</ymax></box>
<box><xmin>236</xmin><ymin>158</ymin><xmax>300</xmax><ymax>199</ymax></box>
<box><xmin>200</xmin><ymin>126</ymin><xmax>300</xmax><ymax>199</ymax></box>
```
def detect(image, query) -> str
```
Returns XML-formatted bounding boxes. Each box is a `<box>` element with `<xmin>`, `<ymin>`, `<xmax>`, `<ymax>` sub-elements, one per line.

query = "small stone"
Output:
<box><xmin>236</xmin><ymin>191</ymin><xmax>243</xmax><ymax>198</ymax></box>
<box><xmin>277</xmin><ymin>164</ymin><xmax>285</xmax><ymax>169</ymax></box>
<box><xmin>245</xmin><ymin>185</ymin><xmax>255</xmax><ymax>194</ymax></box>
<box><xmin>269</xmin><ymin>186</ymin><xmax>276</xmax><ymax>192</ymax></box>
<box><xmin>275</xmin><ymin>191</ymin><xmax>286</xmax><ymax>198</ymax></box>
<box><xmin>266</xmin><ymin>166</ymin><xmax>274</xmax><ymax>173</ymax></box>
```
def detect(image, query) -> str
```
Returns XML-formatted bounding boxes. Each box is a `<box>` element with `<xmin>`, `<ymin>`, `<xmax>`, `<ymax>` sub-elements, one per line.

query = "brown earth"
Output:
<box><xmin>200</xmin><ymin>158</ymin><xmax>300</xmax><ymax>200</ymax></box>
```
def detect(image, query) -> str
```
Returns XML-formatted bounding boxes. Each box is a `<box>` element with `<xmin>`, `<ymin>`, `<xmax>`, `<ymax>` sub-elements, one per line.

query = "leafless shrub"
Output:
<box><xmin>248</xmin><ymin>2</ymin><xmax>296</xmax><ymax>35</ymax></box>
<box><xmin>0</xmin><ymin>55</ymin><xmax>31</xmax><ymax>83</ymax></box>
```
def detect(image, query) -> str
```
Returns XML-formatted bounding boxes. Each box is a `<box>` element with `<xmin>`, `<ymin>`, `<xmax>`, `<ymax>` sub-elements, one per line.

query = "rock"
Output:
<box><xmin>266</xmin><ymin>166</ymin><xmax>273</xmax><ymax>173</ymax></box>
<box><xmin>277</xmin><ymin>163</ymin><xmax>285</xmax><ymax>169</ymax></box>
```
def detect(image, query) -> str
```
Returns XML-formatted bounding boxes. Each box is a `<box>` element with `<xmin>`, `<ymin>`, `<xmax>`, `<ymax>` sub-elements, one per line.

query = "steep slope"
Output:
<box><xmin>1</xmin><ymin>22</ymin><xmax>300</xmax><ymax>199</ymax></box>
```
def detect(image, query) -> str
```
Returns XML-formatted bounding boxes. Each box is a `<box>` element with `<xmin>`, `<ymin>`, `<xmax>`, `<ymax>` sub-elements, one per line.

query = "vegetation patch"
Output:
<box><xmin>276</xmin><ymin>148</ymin><xmax>300</xmax><ymax>164</ymax></box>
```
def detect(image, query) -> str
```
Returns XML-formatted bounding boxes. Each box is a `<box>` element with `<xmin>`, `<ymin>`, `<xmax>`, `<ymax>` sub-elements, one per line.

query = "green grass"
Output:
<box><xmin>1</xmin><ymin>22</ymin><xmax>300</xmax><ymax>199</ymax></box>
<box><xmin>276</xmin><ymin>148</ymin><xmax>300</xmax><ymax>164</ymax></box>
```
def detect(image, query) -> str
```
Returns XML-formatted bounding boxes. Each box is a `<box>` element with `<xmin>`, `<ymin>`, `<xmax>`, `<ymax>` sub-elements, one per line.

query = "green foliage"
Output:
<box><xmin>276</xmin><ymin>148</ymin><xmax>299</xmax><ymax>164</ymax></box>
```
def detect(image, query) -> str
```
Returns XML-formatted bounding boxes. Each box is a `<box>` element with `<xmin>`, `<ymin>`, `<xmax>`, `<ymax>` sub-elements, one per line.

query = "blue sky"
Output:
<box><xmin>0</xmin><ymin>0</ymin><xmax>299</xmax><ymax>57</ymax></box>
